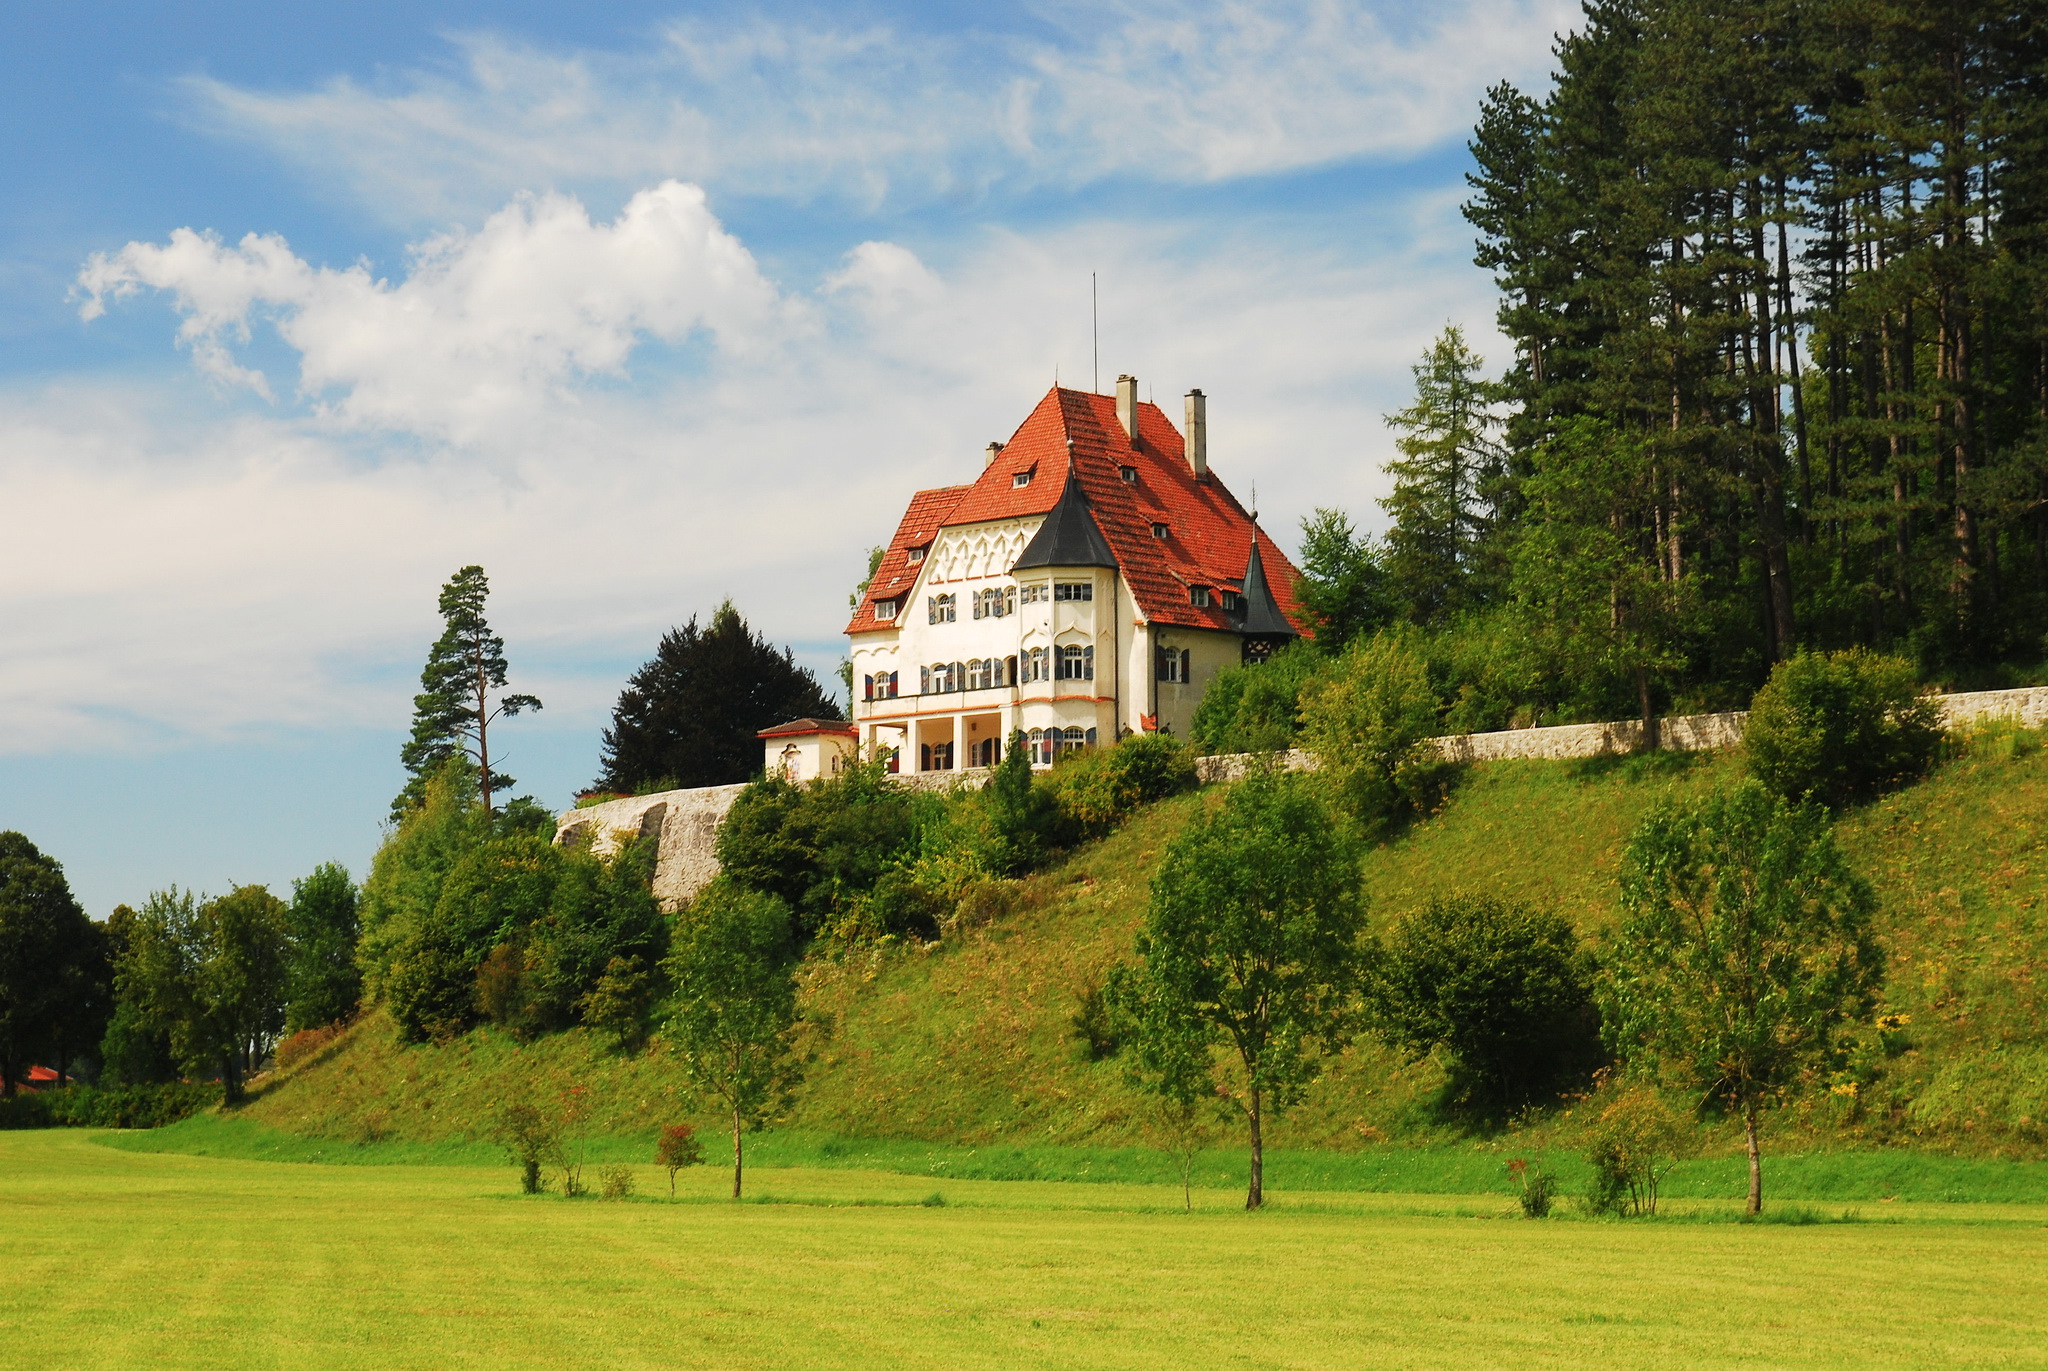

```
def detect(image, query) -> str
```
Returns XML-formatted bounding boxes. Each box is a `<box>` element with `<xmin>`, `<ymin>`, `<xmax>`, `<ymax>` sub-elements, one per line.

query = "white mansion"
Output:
<box><xmin>843</xmin><ymin>376</ymin><xmax>1308</xmax><ymax>774</ymax></box>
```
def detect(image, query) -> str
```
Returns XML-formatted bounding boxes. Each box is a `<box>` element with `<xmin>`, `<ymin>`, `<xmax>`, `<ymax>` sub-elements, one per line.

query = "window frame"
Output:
<box><xmin>1053</xmin><ymin>581</ymin><xmax>1094</xmax><ymax>603</ymax></box>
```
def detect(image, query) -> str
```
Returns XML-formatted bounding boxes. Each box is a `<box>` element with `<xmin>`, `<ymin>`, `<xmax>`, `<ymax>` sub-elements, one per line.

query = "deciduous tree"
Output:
<box><xmin>1601</xmin><ymin>781</ymin><xmax>1882</xmax><ymax>1214</ymax></box>
<box><xmin>660</xmin><ymin>881</ymin><xmax>802</xmax><ymax>1200</ymax></box>
<box><xmin>0</xmin><ymin>833</ymin><xmax>99</xmax><ymax>1096</ymax></box>
<box><xmin>1108</xmin><ymin>771</ymin><xmax>1366</xmax><ymax>1209</ymax></box>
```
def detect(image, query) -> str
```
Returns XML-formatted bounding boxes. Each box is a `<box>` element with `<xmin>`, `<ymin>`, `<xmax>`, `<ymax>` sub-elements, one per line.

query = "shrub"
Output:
<box><xmin>1046</xmin><ymin>733</ymin><xmax>1199</xmax><ymax>842</ymax></box>
<box><xmin>1582</xmin><ymin>1084</ymin><xmax>1694</xmax><ymax>1216</ymax></box>
<box><xmin>1070</xmin><ymin>982</ymin><xmax>1120</xmax><ymax>1061</ymax></box>
<box><xmin>1744</xmin><ymin>648</ymin><xmax>1941</xmax><ymax>808</ymax></box>
<box><xmin>655</xmin><ymin>1122</ymin><xmax>705</xmax><ymax>1196</ymax></box>
<box><xmin>272</xmin><ymin>1023</ymin><xmax>345</xmax><ymax>1073</ymax></box>
<box><xmin>495</xmin><ymin>1101</ymin><xmax>561</xmax><ymax>1194</ymax></box>
<box><xmin>1366</xmin><ymin>894</ymin><xmax>1603</xmax><ymax>1116</ymax></box>
<box><xmin>598</xmin><ymin>1164</ymin><xmax>635</xmax><ymax>1200</ymax></box>
<box><xmin>1189</xmin><ymin>641</ymin><xmax>1326</xmax><ymax>755</ymax></box>
<box><xmin>1506</xmin><ymin>1158</ymin><xmax>1556</xmax><ymax>1218</ymax></box>
<box><xmin>0</xmin><ymin>1082</ymin><xmax>217</xmax><ymax>1130</ymax></box>
<box><xmin>979</xmin><ymin>734</ymin><xmax>1060</xmax><ymax>876</ymax></box>
<box><xmin>1296</xmin><ymin>628</ymin><xmax>1445</xmax><ymax>834</ymax></box>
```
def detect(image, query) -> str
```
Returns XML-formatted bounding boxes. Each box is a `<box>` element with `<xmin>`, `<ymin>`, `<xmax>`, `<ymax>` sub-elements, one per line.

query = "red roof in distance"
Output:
<box><xmin>757</xmin><ymin>718</ymin><xmax>858</xmax><ymax>739</ymax></box>
<box><xmin>846</xmin><ymin>385</ymin><xmax>1307</xmax><ymax>636</ymax></box>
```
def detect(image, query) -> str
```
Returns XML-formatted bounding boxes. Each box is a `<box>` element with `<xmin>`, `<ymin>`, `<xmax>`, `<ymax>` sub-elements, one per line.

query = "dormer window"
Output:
<box><xmin>1119</xmin><ymin>466</ymin><xmax>1138</xmax><ymax>484</ymax></box>
<box><xmin>907</xmin><ymin>546</ymin><xmax>927</xmax><ymax>564</ymax></box>
<box><xmin>1151</xmin><ymin>522</ymin><xmax>1168</xmax><ymax>539</ymax></box>
<box><xmin>1013</xmin><ymin>468</ymin><xmax>1034</xmax><ymax>488</ymax></box>
<box><xmin>875</xmin><ymin>598</ymin><xmax>900</xmax><ymax>620</ymax></box>
<box><xmin>1189</xmin><ymin>586</ymin><xmax>1212</xmax><ymax>608</ymax></box>
<box><xmin>1221</xmin><ymin>589</ymin><xmax>1243</xmax><ymax>611</ymax></box>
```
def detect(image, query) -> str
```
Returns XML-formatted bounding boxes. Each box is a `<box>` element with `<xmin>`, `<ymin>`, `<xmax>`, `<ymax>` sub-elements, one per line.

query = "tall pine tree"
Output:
<box><xmin>1381</xmin><ymin>326</ymin><xmax>1506</xmax><ymax>624</ymax></box>
<box><xmin>395</xmin><ymin>566</ymin><xmax>541</xmax><ymax>818</ymax></box>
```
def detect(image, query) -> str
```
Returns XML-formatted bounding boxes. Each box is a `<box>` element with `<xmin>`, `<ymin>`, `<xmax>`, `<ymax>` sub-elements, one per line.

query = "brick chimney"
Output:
<box><xmin>1116</xmin><ymin>374</ymin><xmax>1139</xmax><ymax>442</ymax></box>
<box><xmin>1184</xmin><ymin>389</ymin><xmax>1208</xmax><ymax>479</ymax></box>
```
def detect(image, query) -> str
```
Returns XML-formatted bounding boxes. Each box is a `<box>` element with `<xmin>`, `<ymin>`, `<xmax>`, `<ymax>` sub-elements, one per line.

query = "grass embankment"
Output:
<box><xmin>232</xmin><ymin>728</ymin><xmax>2048</xmax><ymax>1168</ymax></box>
<box><xmin>15</xmin><ymin>1130</ymin><xmax>2048</xmax><ymax>1370</ymax></box>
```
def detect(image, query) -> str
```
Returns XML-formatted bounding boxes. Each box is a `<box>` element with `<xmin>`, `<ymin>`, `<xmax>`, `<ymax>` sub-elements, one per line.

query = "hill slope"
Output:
<box><xmin>242</xmin><ymin>729</ymin><xmax>2048</xmax><ymax>1158</ymax></box>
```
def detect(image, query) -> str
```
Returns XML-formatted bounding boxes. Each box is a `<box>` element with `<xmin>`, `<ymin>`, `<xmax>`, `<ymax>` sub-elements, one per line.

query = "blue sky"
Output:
<box><xmin>0</xmin><ymin>0</ymin><xmax>1574</xmax><ymax>915</ymax></box>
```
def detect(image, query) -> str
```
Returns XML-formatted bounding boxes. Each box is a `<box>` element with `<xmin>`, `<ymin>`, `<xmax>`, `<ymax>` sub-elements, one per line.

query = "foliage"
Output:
<box><xmin>656</xmin><ymin>1122</ymin><xmax>705</xmax><ymax>1196</ymax></box>
<box><xmin>495</xmin><ymin>1100</ymin><xmax>561</xmax><ymax>1195</ymax></box>
<box><xmin>715</xmin><ymin>763</ymin><xmax>926</xmax><ymax>942</ymax></box>
<box><xmin>661</xmin><ymin>881</ymin><xmax>803</xmax><ymax>1198</ymax></box>
<box><xmin>113</xmin><ymin>885</ymin><xmax>290</xmax><ymax>1102</ymax></box>
<box><xmin>1509</xmin><ymin>419</ymin><xmax>1692</xmax><ymax>734</ymax></box>
<box><xmin>1295</xmin><ymin>508</ymin><xmax>1391</xmax><ymax>651</ymax></box>
<box><xmin>594</xmin><ymin>600</ymin><xmax>840</xmax><ymax>794</ymax></box>
<box><xmin>1108</xmin><ymin>770</ymin><xmax>1367</xmax><ymax>1208</ymax></box>
<box><xmin>1044</xmin><ymin>733</ymin><xmax>1200</xmax><ymax>843</ymax></box>
<box><xmin>1296</xmin><ymin>628</ymin><xmax>1446</xmax><ymax>833</ymax></box>
<box><xmin>1380</xmin><ymin>325</ymin><xmax>1507</xmax><ymax>624</ymax></box>
<box><xmin>0</xmin><ymin>832</ymin><xmax>105</xmax><ymax>1095</ymax></box>
<box><xmin>980</xmin><ymin>732</ymin><xmax>1060</xmax><ymax>877</ymax></box>
<box><xmin>1365</xmin><ymin>894</ymin><xmax>1602</xmax><ymax>1116</ymax></box>
<box><xmin>272</xmin><ymin>1023</ymin><xmax>346</xmax><ymax>1072</ymax></box>
<box><xmin>394</xmin><ymin>565</ymin><xmax>542</xmax><ymax>817</ymax></box>
<box><xmin>284</xmin><ymin>863</ymin><xmax>360</xmax><ymax>1032</ymax></box>
<box><xmin>598</xmin><ymin>1163</ymin><xmax>635</xmax><ymax>1200</ymax></box>
<box><xmin>361</xmin><ymin>758</ymin><xmax>664</xmax><ymax>1046</ymax></box>
<box><xmin>1602</xmin><ymin>781</ymin><xmax>1883</xmax><ymax>1213</ymax></box>
<box><xmin>1189</xmin><ymin>641</ymin><xmax>1325</xmax><ymax>756</ymax></box>
<box><xmin>357</xmin><ymin>758</ymin><xmax>495</xmax><ymax>1005</ymax></box>
<box><xmin>0</xmin><ymin>1082</ymin><xmax>215</xmax><ymax>1131</ymax></box>
<box><xmin>1463</xmin><ymin>2</ymin><xmax>2048</xmax><ymax>696</ymax></box>
<box><xmin>1505</xmin><ymin>1158</ymin><xmax>1556</xmax><ymax>1218</ymax></box>
<box><xmin>1581</xmin><ymin>1082</ymin><xmax>1697</xmax><ymax>1218</ymax></box>
<box><xmin>1745</xmin><ymin>650</ymin><xmax>1944</xmax><ymax>809</ymax></box>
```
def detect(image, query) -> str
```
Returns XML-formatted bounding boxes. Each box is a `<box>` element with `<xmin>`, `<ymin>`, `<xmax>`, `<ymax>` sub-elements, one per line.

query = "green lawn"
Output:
<box><xmin>11</xmin><ymin>1130</ymin><xmax>2048</xmax><ymax>1369</ymax></box>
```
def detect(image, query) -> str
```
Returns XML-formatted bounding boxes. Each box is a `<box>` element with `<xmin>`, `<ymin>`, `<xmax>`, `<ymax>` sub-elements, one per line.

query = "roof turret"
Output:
<box><xmin>1010</xmin><ymin>474</ymin><xmax>1119</xmax><ymax>571</ymax></box>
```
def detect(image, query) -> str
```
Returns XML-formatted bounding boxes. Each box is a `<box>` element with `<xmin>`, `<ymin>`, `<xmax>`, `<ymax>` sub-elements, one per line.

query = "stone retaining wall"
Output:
<box><xmin>560</xmin><ymin>684</ymin><xmax>2048</xmax><ymax>910</ymax></box>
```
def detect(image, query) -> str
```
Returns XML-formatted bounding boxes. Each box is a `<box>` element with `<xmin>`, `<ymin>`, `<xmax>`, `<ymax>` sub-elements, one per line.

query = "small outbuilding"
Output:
<box><xmin>758</xmin><ymin>718</ymin><xmax>858</xmax><ymax>783</ymax></box>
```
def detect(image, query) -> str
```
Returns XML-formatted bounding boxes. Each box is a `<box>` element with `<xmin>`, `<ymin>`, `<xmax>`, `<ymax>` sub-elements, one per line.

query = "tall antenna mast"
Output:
<box><xmin>1092</xmin><ymin>273</ymin><xmax>1099</xmax><ymax>394</ymax></box>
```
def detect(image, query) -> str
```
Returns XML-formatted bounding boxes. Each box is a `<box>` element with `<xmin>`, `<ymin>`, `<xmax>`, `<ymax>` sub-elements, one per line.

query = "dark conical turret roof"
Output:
<box><xmin>1010</xmin><ymin>474</ymin><xmax>1119</xmax><ymax>571</ymax></box>
<box><xmin>1237</xmin><ymin>533</ymin><xmax>1297</xmax><ymax>638</ymax></box>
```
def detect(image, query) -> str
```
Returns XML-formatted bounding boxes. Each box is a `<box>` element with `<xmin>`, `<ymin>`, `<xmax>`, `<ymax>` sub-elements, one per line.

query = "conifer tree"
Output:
<box><xmin>595</xmin><ymin>601</ymin><xmax>838</xmax><ymax>794</ymax></box>
<box><xmin>395</xmin><ymin>566</ymin><xmax>541</xmax><ymax>818</ymax></box>
<box><xmin>1381</xmin><ymin>326</ymin><xmax>1505</xmax><ymax>624</ymax></box>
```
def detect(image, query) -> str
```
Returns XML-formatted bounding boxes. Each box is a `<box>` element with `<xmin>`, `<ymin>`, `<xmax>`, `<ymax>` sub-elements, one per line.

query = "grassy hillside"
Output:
<box><xmin>238</xmin><ymin>726</ymin><xmax>2048</xmax><ymax>1160</ymax></box>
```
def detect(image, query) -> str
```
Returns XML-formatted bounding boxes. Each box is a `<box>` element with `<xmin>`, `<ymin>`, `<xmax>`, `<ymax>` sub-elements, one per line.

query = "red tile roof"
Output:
<box><xmin>757</xmin><ymin>718</ymin><xmax>858</xmax><ymax>739</ymax></box>
<box><xmin>846</xmin><ymin>386</ymin><xmax>1307</xmax><ymax>636</ymax></box>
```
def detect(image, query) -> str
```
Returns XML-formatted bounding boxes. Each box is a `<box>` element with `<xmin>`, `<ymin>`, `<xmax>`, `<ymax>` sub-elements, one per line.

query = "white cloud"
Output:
<box><xmin>14</xmin><ymin>181</ymin><xmax>1501</xmax><ymax>758</ymax></box>
<box><xmin>75</xmin><ymin>182</ymin><xmax>793</xmax><ymax>443</ymax></box>
<box><xmin>178</xmin><ymin>0</ymin><xmax>1574</xmax><ymax>221</ymax></box>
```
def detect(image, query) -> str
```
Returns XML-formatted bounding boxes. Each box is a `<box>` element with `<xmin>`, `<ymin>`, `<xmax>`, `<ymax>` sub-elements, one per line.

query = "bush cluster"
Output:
<box><xmin>0</xmin><ymin>1082</ymin><xmax>216</xmax><ymax>1130</ymax></box>
<box><xmin>359</xmin><ymin>763</ymin><xmax>667</xmax><ymax>1045</ymax></box>
<box><xmin>716</xmin><ymin>733</ymin><xmax>1199</xmax><ymax>943</ymax></box>
<box><xmin>1364</xmin><ymin>894</ymin><xmax>1603</xmax><ymax>1116</ymax></box>
<box><xmin>1743</xmin><ymin>648</ymin><xmax>1942</xmax><ymax>808</ymax></box>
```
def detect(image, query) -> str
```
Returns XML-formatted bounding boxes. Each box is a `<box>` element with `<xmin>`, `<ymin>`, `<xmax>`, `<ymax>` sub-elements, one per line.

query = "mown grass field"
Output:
<box><xmin>12</xmin><ymin>1130</ymin><xmax>2048</xmax><ymax>1371</ymax></box>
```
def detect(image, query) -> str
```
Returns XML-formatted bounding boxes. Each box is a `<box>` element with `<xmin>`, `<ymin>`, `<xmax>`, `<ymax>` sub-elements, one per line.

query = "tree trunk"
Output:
<box><xmin>732</xmin><ymin>1104</ymin><xmax>744</xmax><ymax>1200</ymax></box>
<box><xmin>1635</xmin><ymin>664</ymin><xmax>1660</xmax><ymax>752</ymax></box>
<box><xmin>1245</xmin><ymin>1086</ymin><xmax>1264</xmax><ymax>1211</ymax></box>
<box><xmin>1744</xmin><ymin>1098</ymin><xmax>1763</xmax><ymax>1216</ymax></box>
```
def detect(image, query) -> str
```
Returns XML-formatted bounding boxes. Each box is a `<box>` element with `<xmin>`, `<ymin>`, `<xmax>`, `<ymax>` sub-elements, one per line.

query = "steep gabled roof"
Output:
<box><xmin>848</xmin><ymin>385</ymin><xmax>1309</xmax><ymax>635</ymax></box>
<box><xmin>844</xmin><ymin>483</ymin><xmax>971</xmax><ymax>634</ymax></box>
<box><xmin>1011</xmin><ymin>475</ymin><xmax>1118</xmax><ymax>570</ymax></box>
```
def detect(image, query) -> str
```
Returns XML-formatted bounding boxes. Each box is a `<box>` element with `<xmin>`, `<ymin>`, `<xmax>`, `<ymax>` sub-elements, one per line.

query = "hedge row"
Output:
<box><xmin>0</xmin><ymin>1082</ymin><xmax>216</xmax><ymax>1130</ymax></box>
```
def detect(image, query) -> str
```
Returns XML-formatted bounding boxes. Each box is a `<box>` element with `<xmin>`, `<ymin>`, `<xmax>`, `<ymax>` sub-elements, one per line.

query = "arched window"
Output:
<box><xmin>1056</xmin><ymin>644</ymin><xmax>1094</xmax><ymax>681</ymax></box>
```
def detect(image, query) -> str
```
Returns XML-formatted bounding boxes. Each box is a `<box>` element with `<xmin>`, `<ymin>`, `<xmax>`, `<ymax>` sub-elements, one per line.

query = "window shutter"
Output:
<box><xmin>919</xmin><ymin>666</ymin><xmax>930</xmax><ymax>694</ymax></box>
<box><xmin>863</xmin><ymin>673</ymin><xmax>873</xmax><ymax>701</ymax></box>
<box><xmin>1082</xmin><ymin>646</ymin><xmax>1094</xmax><ymax>680</ymax></box>
<box><xmin>1181</xmin><ymin>649</ymin><xmax>1191</xmax><ymax>682</ymax></box>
